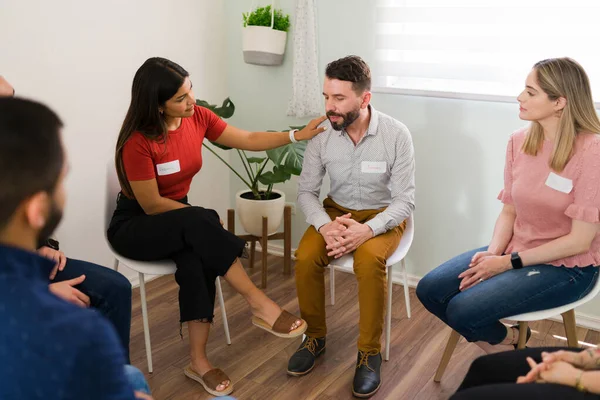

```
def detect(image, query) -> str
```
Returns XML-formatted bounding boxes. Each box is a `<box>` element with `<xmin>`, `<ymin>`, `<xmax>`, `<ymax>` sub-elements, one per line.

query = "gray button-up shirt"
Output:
<box><xmin>297</xmin><ymin>106</ymin><xmax>415</xmax><ymax>236</ymax></box>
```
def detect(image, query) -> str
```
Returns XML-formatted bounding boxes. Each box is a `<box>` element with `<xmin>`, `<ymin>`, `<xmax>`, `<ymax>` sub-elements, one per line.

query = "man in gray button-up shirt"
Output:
<box><xmin>288</xmin><ymin>56</ymin><xmax>415</xmax><ymax>398</ymax></box>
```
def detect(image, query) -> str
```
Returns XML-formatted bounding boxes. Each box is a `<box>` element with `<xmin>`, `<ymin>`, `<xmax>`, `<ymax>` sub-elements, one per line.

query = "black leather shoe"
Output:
<box><xmin>512</xmin><ymin>324</ymin><xmax>532</xmax><ymax>349</ymax></box>
<box><xmin>287</xmin><ymin>336</ymin><xmax>326</xmax><ymax>376</ymax></box>
<box><xmin>352</xmin><ymin>351</ymin><xmax>382</xmax><ymax>398</ymax></box>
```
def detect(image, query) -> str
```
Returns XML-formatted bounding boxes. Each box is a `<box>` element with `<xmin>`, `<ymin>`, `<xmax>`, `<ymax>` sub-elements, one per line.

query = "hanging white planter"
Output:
<box><xmin>242</xmin><ymin>1</ymin><xmax>288</xmax><ymax>66</ymax></box>
<box><xmin>243</xmin><ymin>26</ymin><xmax>287</xmax><ymax>66</ymax></box>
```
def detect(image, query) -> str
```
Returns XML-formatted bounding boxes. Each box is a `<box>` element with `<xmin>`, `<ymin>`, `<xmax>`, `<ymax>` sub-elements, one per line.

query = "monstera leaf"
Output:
<box><xmin>266</xmin><ymin>141</ymin><xmax>306</xmax><ymax>176</ymax></box>
<box><xmin>196</xmin><ymin>97</ymin><xmax>235</xmax><ymax>119</ymax></box>
<box><xmin>258</xmin><ymin>165</ymin><xmax>292</xmax><ymax>185</ymax></box>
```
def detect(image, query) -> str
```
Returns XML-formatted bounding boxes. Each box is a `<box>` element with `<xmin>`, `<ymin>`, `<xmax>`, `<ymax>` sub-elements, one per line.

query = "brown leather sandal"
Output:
<box><xmin>183</xmin><ymin>365</ymin><xmax>234</xmax><ymax>397</ymax></box>
<box><xmin>252</xmin><ymin>310</ymin><xmax>307</xmax><ymax>338</ymax></box>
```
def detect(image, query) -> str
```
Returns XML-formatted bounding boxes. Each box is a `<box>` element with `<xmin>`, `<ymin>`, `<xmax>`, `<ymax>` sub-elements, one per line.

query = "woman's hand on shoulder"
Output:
<box><xmin>295</xmin><ymin>116</ymin><xmax>328</xmax><ymax>141</ymax></box>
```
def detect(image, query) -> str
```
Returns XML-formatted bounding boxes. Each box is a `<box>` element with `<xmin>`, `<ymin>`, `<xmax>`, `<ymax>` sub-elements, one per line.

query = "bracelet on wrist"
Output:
<box><xmin>575</xmin><ymin>370</ymin><xmax>587</xmax><ymax>392</ymax></box>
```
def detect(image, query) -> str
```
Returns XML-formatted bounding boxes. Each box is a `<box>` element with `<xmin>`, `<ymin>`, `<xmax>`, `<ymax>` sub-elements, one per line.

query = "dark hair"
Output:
<box><xmin>325</xmin><ymin>55</ymin><xmax>371</xmax><ymax>94</ymax></box>
<box><xmin>0</xmin><ymin>97</ymin><xmax>64</xmax><ymax>229</ymax></box>
<box><xmin>115</xmin><ymin>57</ymin><xmax>189</xmax><ymax>198</ymax></box>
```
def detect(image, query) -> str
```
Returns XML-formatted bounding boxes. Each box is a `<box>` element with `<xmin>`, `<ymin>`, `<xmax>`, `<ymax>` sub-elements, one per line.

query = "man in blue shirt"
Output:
<box><xmin>0</xmin><ymin>75</ymin><xmax>133</xmax><ymax>362</ymax></box>
<box><xmin>0</xmin><ymin>97</ymin><xmax>152</xmax><ymax>399</ymax></box>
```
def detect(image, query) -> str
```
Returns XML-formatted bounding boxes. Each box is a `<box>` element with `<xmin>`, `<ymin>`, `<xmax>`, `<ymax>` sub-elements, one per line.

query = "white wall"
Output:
<box><xmin>223</xmin><ymin>0</ymin><xmax>600</xmax><ymax>323</ymax></box>
<box><xmin>0</xmin><ymin>0</ymin><xmax>230</xmax><ymax>282</ymax></box>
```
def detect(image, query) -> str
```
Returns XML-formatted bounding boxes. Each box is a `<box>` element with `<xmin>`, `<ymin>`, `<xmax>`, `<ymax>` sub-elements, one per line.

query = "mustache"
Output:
<box><xmin>326</xmin><ymin>112</ymin><xmax>344</xmax><ymax>118</ymax></box>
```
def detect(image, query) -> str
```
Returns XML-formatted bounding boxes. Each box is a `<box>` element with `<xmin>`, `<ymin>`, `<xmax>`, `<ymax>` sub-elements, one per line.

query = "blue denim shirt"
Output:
<box><xmin>0</xmin><ymin>244</ymin><xmax>135</xmax><ymax>400</ymax></box>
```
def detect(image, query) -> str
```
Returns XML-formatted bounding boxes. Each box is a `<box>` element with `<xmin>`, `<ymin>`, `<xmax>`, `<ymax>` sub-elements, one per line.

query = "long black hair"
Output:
<box><xmin>115</xmin><ymin>57</ymin><xmax>189</xmax><ymax>198</ymax></box>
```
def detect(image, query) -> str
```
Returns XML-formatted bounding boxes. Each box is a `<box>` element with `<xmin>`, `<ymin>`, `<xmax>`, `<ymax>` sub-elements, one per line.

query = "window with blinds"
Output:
<box><xmin>374</xmin><ymin>0</ymin><xmax>600</xmax><ymax>103</ymax></box>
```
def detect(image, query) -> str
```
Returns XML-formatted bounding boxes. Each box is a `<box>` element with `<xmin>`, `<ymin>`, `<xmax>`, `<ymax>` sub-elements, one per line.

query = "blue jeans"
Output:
<box><xmin>123</xmin><ymin>365</ymin><xmax>151</xmax><ymax>394</ymax></box>
<box><xmin>416</xmin><ymin>247</ymin><xmax>599</xmax><ymax>344</ymax></box>
<box><xmin>53</xmin><ymin>258</ymin><xmax>132</xmax><ymax>361</ymax></box>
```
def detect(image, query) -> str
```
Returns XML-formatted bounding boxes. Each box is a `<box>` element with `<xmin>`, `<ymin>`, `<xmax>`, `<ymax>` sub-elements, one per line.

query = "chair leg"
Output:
<box><xmin>261</xmin><ymin>217</ymin><xmax>268</xmax><ymax>289</ymax></box>
<box><xmin>401</xmin><ymin>259</ymin><xmax>411</xmax><ymax>319</ymax></box>
<box><xmin>113</xmin><ymin>258</ymin><xmax>119</xmax><ymax>272</ymax></box>
<box><xmin>517</xmin><ymin>321</ymin><xmax>529</xmax><ymax>349</ymax></box>
<box><xmin>249</xmin><ymin>240</ymin><xmax>256</xmax><ymax>269</ymax></box>
<box><xmin>562</xmin><ymin>309</ymin><xmax>579</xmax><ymax>348</ymax></box>
<box><xmin>139</xmin><ymin>272</ymin><xmax>153</xmax><ymax>373</ymax></box>
<box><xmin>216</xmin><ymin>277</ymin><xmax>231</xmax><ymax>345</ymax></box>
<box><xmin>385</xmin><ymin>265</ymin><xmax>393</xmax><ymax>361</ymax></box>
<box><xmin>283</xmin><ymin>205</ymin><xmax>292</xmax><ymax>275</ymax></box>
<box><xmin>434</xmin><ymin>330</ymin><xmax>461</xmax><ymax>383</ymax></box>
<box><xmin>329</xmin><ymin>265</ymin><xmax>335</xmax><ymax>306</ymax></box>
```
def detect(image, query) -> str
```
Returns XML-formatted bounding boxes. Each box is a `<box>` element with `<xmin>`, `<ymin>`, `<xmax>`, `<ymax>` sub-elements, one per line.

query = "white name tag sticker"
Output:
<box><xmin>545</xmin><ymin>172</ymin><xmax>573</xmax><ymax>193</ymax></box>
<box><xmin>156</xmin><ymin>160</ymin><xmax>181</xmax><ymax>176</ymax></box>
<box><xmin>361</xmin><ymin>161</ymin><xmax>387</xmax><ymax>174</ymax></box>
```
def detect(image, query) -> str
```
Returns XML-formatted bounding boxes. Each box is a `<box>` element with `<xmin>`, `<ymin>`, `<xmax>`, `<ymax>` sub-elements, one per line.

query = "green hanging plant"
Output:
<box><xmin>242</xmin><ymin>5</ymin><xmax>291</xmax><ymax>32</ymax></box>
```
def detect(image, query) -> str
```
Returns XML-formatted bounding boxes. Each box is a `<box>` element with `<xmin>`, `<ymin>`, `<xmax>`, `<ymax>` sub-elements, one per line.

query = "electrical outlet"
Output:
<box><xmin>285</xmin><ymin>202</ymin><xmax>296</xmax><ymax>215</ymax></box>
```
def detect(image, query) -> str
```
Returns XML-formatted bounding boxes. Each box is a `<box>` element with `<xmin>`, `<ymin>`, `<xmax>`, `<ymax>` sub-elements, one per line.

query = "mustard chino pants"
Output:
<box><xmin>295</xmin><ymin>198</ymin><xmax>405</xmax><ymax>353</ymax></box>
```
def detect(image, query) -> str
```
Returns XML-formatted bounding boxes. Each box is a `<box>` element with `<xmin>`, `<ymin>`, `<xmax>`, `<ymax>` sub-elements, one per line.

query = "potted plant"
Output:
<box><xmin>197</xmin><ymin>97</ymin><xmax>305</xmax><ymax>236</ymax></box>
<box><xmin>242</xmin><ymin>5</ymin><xmax>291</xmax><ymax>66</ymax></box>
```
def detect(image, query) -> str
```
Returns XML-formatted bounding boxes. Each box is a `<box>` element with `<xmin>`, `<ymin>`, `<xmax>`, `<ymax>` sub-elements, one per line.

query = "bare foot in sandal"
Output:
<box><xmin>189</xmin><ymin>358</ymin><xmax>231</xmax><ymax>394</ymax></box>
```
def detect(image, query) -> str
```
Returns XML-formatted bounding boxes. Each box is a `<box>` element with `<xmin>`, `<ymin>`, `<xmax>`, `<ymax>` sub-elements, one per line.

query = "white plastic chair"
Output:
<box><xmin>434</xmin><ymin>271</ymin><xmax>600</xmax><ymax>382</ymax></box>
<box><xmin>104</xmin><ymin>162</ymin><xmax>231</xmax><ymax>373</ymax></box>
<box><xmin>329</xmin><ymin>215</ymin><xmax>414</xmax><ymax>361</ymax></box>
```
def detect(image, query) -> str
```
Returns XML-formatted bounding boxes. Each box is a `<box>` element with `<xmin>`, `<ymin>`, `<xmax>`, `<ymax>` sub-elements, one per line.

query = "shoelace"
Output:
<box><xmin>298</xmin><ymin>337</ymin><xmax>319</xmax><ymax>355</ymax></box>
<box><xmin>356</xmin><ymin>350</ymin><xmax>379</xmax><ymax>372</ymax></box>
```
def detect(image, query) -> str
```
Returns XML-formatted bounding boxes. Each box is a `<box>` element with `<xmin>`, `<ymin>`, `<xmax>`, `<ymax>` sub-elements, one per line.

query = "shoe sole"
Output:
<box><xmin>286</xmin><ymin>348</ymin><xmax>326</xmax><ymax>377</ymax></box>
<box><xmin>351</xmin><ymin>380</ymin><xmax>381</xmax><ymax>398</ymax></box>
<box><xmin>183</xmin><ymin>366</ymin><xmax>234</xmax><ymax>397</ymax></box>
<box><xmin>252</xmin><ymin>316</ymin><xmax>308</xmax><ymax>338</ymax></box>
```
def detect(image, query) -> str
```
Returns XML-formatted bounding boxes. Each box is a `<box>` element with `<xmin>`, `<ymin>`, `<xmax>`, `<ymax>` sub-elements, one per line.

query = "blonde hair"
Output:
<box><xmin>522</xmin><ymin>57</ymin><xmax>600</xmax><ymax>172</ymax></box>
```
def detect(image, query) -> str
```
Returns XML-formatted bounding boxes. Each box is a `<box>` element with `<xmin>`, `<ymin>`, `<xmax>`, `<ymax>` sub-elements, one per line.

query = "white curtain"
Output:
<box><xmin>287</xmin><ymin>0</ymin><xmax>322</xmax><ymax>118</ymax></box>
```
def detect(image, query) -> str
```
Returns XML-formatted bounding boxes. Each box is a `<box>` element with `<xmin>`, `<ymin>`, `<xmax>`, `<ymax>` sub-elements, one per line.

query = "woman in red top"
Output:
<box><xmin>107</xmin><ymin>57</ymin><xmax>326</xmax><ymax>397</ymax></box>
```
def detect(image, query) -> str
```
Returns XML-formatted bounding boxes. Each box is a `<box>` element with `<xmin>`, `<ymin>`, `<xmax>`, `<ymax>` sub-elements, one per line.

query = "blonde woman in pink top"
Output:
<box><xmin>417</xmin><ymin>58</ymin><xmax>600</xmax><ymax>358</ymax></box>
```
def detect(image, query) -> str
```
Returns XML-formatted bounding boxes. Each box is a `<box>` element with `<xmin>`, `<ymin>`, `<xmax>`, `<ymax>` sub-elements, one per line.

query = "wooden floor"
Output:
<box><xmin>130</xmin><ymin>253</ymin><xmax>600</xmax><ymax>400</ymax></box>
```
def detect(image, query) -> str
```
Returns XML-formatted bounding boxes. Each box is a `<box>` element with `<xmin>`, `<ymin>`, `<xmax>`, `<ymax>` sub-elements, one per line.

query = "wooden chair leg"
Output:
<box><xmin>227</xmin><ymin>209</ymin><xmax>235</xmax><ymax>234</ymax></box>
<box><xmin>261</xmin><ymin>216</ymin><xmax>268</xmax><ymax>289</ymax></box>
<box><xmin>249</xmin><ymin>240</ymin><xmax>256</xmax><ymax>269</ymax></box>
<box><xmin>283</xmin><ymin>205</ymin><xmax>292</xmax><ymax>275</ymax></box>
<box><xmin>562</xmin><ymin>309</ymin><xmax>579</xmax><ymax>347</ymax></box>
<box><xmin>517</xmin><ymin>321</ymin><xmax>529</xmax><ymax>349</ymax></box>
<box><xmin>434</xmin><ymin>330</ymin><xmax>460</xmax><ymax>382</ymax></box>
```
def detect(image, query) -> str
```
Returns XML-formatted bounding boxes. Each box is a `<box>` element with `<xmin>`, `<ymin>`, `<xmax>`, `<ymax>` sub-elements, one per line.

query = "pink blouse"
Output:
<box><xmin>499</xmin><ymin>128</ymin><xmax>600</xmax><ymax>268</ymax></box>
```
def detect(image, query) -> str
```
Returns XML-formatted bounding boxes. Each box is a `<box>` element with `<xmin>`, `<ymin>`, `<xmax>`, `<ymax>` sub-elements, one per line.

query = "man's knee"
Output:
<box><xmin>294</xmin><ymin>229</ymin><xmax>328</xmax><ymax>271</ymax></box>
<box><xmin>353</xmin><ymin>244</ymin><xmax>386</xmax><ymax>279</ymax></box>
<box><xmin>109</xmin><ymin>268</ymin><xmax>133</xmax><ymax>294</ymax></box>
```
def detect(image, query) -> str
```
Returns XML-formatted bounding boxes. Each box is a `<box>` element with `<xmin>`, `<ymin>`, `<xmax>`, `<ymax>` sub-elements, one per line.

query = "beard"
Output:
<box><xmin>37</xmin><ymin>199</ymin><xmax>63</xmax><ymax>245</ymax></box>
<box><xmin>326</xmin><ymin>107</ymin><xmax>361</xmax><ymax>131</ymax></box>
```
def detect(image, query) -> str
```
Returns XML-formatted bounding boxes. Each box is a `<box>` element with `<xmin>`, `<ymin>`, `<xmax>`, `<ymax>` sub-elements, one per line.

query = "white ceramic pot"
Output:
<box><xmin>236</xmin><ymin>189</ymin><xmax>286</xmax><ymax>236</ymax></box>
<box><xmin>242</xmin><ymin>26</ymin><xmax>287</xmax><ymax>66</ymax></box>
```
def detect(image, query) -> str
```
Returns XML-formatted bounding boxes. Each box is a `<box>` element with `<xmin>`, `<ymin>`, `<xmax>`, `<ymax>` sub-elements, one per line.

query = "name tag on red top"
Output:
<box><xmin>156</xmin><ymin>160</ymin><xmax>181</xmax><ymax>176</ymax></box>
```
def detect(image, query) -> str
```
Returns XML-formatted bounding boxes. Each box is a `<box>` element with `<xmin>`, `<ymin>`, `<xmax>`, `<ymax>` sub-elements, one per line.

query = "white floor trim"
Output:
<box><xmin>257</xmin><ymin>243</ymin><xmax>600</xmax><ymax>332</ymax></box>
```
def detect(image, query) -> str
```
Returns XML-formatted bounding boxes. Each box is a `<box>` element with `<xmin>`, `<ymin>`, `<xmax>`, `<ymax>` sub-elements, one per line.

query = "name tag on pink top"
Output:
<box><xmin>156</xmin><ymin>160</ymin><xmax>181</xmax><ymax>176</ymax></box>
<box><xmin>545</xmin><ymin>172</ymin><xmax>573</xmax><ymax>194</ymax></box>
<box><xmin>361</xmin><ymin>161</ymin><xmax>387</xmax><ymax>174</ymax></box>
